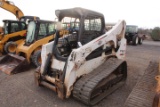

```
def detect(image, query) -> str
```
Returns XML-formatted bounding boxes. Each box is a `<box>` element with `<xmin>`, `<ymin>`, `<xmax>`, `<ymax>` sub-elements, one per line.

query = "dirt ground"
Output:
<box><xmin>0</xmin><ymin>40</ymin><xmax>159</xmax><ymax>107</ymax></box>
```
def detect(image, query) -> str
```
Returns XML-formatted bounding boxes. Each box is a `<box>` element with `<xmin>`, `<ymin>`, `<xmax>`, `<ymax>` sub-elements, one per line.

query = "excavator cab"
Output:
<box><xmin>35</xmin><ymin>7</ymin><xmax>127</xmax><ymax>106</ymax></box>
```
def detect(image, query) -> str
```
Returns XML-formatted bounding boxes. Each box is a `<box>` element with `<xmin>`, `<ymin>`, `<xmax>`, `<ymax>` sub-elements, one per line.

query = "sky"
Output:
<box><xmin>0</xmin><ymin>0</ymin><xmax>160</xmax><ymax>28</ymax></box>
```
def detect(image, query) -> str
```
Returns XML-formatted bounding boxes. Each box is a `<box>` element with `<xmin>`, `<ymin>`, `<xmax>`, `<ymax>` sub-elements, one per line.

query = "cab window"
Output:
<box><xmin>26</xmin><ymin>21</ymin><xmax>36</xmax><ymax>43</ymax></box>
<box><xmin>10</xmin><ymin>23</ymin><xmax>19</xmax><ymax>33</ymax></box>
<box><xmin>48</xmin><ymin>23</ymin><xmax>56</xmax><ymax>35</ymax></box>
<box><xmin>84</xmin><ymin>18</ymin><xmax>101</xmax><ymax>31</ymax></box>
<box><xmin>21</xmin><ymin>23</ymin><xmax>26</xmax><ymax>30</ymax></box>
<box><xmin>38</xmin><ymin>23</ymin><xmax>47</xmax><ymax>38</ymax></box>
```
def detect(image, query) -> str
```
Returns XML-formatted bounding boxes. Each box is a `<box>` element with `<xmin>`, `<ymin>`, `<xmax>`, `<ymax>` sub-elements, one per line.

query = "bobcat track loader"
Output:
<box><xmin>35</xmin><ymin>7</ymin><xmax>127</xmax><ymax>106</ymax></box>
<box><xmin>0</xmin><ymin>0</ymin><xmax>40</xmax><ymax>55</ymax></box>
<box><xmin>0</xmin><ymin>20</ymin><xmax>57</xmax><ymax>75</ymax></box>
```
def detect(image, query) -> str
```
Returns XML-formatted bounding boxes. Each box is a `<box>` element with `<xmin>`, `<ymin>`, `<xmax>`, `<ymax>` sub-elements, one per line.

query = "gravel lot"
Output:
<box><xmin>0</xmin><ymin>40</ymin><xmax>159</xmax><ymax>107</ymax></box>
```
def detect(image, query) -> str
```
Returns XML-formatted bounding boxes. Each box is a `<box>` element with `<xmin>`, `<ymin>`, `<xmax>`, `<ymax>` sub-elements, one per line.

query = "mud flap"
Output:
<box><xmin>0</xmin><ymin>54</ymin><xmax>29</xmax><ymax>75</ymax></box>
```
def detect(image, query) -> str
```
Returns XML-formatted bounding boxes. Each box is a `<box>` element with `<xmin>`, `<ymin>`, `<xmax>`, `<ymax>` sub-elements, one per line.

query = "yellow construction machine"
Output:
<box><xmin>0</xmin><ymin>20</ymin><xmax>57</xmax><ymax>75</ymax></box>
<box><xmin>0</xmin><ymin>26</ymin><xmax>3</xmax><ymax>36</ymax></box>
<box><xmin>0</xmin><ymin>20</ymin><xmax>27</xmax><ymax>54</ymax></box>
<box><xmin>0</xmin><ymin>0</ymin><xmax>39</xmax><ymax>55</ymax></box>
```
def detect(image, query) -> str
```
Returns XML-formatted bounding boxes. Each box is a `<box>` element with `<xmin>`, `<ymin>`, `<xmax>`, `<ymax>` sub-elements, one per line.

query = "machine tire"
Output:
<box><xmin>138</xmin><ymin>37</ymin><xmax>143</xmax><ymax>45</ymax></box>
<box><xmin>132</xmin><ymin>35</ymin><xmax>138</xmax><ymax>45</ymax></box>
<box><xmin>4</xmin><ymin>41</ymin><xmax>17</xmax><ymax>54</ymax></box>
<box><xmin>127</xmin><ymin>40</ymin><xmax>130</xmax><ymax>44</ymax></box>
<box><xmin>32</xmin><ymin>50</ymin><xmax>41</xmax><ymax>67</ymax></box>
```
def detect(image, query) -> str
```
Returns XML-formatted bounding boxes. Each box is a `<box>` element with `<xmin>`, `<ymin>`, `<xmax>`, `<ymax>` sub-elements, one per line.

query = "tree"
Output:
<box><xmin>151</xmin><ymin>27</ymin><xmax>160</xmax><ymax>41</ymax></box>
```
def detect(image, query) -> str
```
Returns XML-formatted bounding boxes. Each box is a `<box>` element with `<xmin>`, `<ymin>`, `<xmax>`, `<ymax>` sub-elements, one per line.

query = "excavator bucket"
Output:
<box><xmin>0</xmin><ymin>54</ymin><xmax>29</xmax><ymax>75</ymax></box>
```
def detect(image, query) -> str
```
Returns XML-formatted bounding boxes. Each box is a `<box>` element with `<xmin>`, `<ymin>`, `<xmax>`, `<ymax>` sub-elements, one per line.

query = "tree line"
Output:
<box><xmin>138</xmin><ymin>27</ymin><xmax>160</xmax><ymax>41</ymax></box>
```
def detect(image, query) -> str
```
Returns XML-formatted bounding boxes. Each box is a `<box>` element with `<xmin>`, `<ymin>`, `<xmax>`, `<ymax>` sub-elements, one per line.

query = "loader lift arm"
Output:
<box><xmin>0</xmin><ymin>0</ymin><xmax>24</xmax><ymax>20</ymax></box>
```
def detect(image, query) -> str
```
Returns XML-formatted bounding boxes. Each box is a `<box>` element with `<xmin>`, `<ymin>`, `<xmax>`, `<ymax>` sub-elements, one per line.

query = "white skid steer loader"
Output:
<box><xmin>35</xmin><ymin>7</ymin><xmax>127</xmax><ymax>106</ymax></box>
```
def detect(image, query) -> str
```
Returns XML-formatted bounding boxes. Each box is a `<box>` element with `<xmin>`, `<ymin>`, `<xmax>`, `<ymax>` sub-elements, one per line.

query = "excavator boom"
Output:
<box><xmin>0</xmin><ymin>0</ymin><xmax>24</xmax><ymax>20</ymax></box>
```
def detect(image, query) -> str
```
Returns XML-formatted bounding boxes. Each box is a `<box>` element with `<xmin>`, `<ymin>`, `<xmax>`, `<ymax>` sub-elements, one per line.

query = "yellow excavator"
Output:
<box><xmin>0</xmin><ymin>0</ymin><xmax>39</xmax><ymax>55</ymax></box>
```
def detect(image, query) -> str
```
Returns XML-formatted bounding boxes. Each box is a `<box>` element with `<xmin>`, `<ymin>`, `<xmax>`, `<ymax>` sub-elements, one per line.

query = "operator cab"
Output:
<box><xmin>126</xmin><ymin>25</ymin><xmax>138</xmax><ymax>33</ymax></box>
<box><xmin>2</xmin><ymin>20</ymin><xmax>26</xmax><ymax>35</ymax></box>
<box><xmin>25</xmin><ymin>20</ymin><xmax>56</xmax><ymax>45</ymax></box>
<box><xmin>54</xmin><ymin>7</ymin><xmax>105</xmax><ymax>59</ymax></box>
<box><xmin>2</xmin><ymin>16</ymin><xmax>40</xmax><ymax>36</ymax></box>
<box><xmin>125</xmin><ymin>25</ymin><xmax>138</xmax><ymax>42</ymax></box>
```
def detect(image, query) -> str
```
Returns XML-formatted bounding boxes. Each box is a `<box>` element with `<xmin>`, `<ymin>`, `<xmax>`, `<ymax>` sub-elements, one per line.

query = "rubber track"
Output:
<box><xmin>73</xmin><ymin>58</ymin><xmax>126</xmax><ymax>105</ymax></box>
<box><xmin>124</xmin><ymin>61</ymin><xmax>159</xmax><ymax>107</ymax></box>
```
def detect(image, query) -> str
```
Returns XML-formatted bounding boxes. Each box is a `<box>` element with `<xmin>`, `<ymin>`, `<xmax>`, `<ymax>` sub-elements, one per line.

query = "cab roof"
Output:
<box><xmin>3</xmin><ymin>20</ymin><xmax>23</xmax><ymax>23</ymax></box>
<box><xmin>32</xmin><ymin>20</ymin><xmax>56</xmax><ymax>23</ymax></box>
<box><xmin>55</xmin><ymin>7</ymin><xmax>104</xmax><ymax>21</ymax></box>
